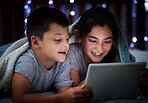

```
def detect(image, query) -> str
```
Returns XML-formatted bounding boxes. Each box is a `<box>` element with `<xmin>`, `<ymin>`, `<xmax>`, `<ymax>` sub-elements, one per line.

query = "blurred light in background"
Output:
<box><xmin>49</xmin><ymin>0</ymin><xmax>53</xmax><ymax>5</ymax></box>
<box><xmin>70</xmin><ymin>0</ymin><xmax>74</xmax><ymax>3</ymax></box>
<box><xmin>144</xmin><ymin>36</ymin><xmax>148</xmax><ymax>41</ymax></box>
<box><xmin>25</xmin><ymin>30</ymin><xmax>27</xmax><ymax>35</ymax></box>
<box><xmin>145</xmin><ymin>0</ymin><xmax>148</xmax><ymax>11</ymax></box>
<box><xmin>24</xmin><ymin>5</ymin><xmax>29</xmax><ymax>9</ymax></box>
<box><xmin>27</xmin><ymin>0</ymin><xmax>32</xmax><ymax>4</ymax></box>
<box><xmin>133</xmin><ymin>0</ymin><xmax>138</xmax><ymax>4</ymax></box>
<box><xmin>22</xmin><ymin>0</ymin><xmax>148</xmax><ymax>49</ymax></box>
<box><xmin>102</xmin><ymin>3</ymin><xmax>106</xmax><ymax>8</ymax></box>
<box><xmin>130</xmin><ymin>43</ymin><xmax>135</xmax><ymax>48</ymax></box>
<box><xmin>24</xmin><ymin>18</ymin><xmax>27</xmax><ymax>24</ymax></box>
<box><xmin>132</xmin><ymin>12</ymin><xmax>136</xmax><ymax>18</ymax></box>
<box><xmin>132</xmin><ymin>36</ymin><xmax>137</xmax><ymax>43</ymax></box>
<box><xmin>70</xmin><ymin>11</ymin><xmax>75</xmax><ymax>16</ymax></box>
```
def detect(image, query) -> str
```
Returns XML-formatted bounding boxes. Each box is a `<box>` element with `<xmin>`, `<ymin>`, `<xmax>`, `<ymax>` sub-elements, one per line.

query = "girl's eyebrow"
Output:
<box><xmin>104</xmin><ymin>37</ymin><xmax>113</xmax><ymax>40</ymax></box>
<box><xmin>88</xmin><ymin>36</ymin><xmax>113</xmax><ymax>40</ymax></box>
<box><xmin>88</xmin><ymin>36</ymin><xmax>98</xmax><ymax>39</ymax></box>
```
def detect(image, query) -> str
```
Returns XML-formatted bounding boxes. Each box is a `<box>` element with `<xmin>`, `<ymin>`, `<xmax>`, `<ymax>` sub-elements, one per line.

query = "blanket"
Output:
<box><xmin>0</xmin><ymin>17</ymin><xmax>135</xmax><ymax>94</ymax></box>
<box><xmin>0</xmin><ymin>37</ymin><xmax>29</xmax><ymax>94</ymax></box>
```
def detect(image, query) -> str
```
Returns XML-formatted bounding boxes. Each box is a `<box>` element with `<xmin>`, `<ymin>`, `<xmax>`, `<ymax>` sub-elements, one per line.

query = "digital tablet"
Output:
<box><xmin>85</xmin><ymin>62</ymin><xmax>146</xmax><ymax>102</ymax></box>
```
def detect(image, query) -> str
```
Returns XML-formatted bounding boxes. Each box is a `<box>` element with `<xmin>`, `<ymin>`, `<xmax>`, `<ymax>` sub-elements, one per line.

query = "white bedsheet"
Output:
<box><xmin>129</xmin><ymin>49</ymin><xmax>148</xmax><ymax>68</ymax></box>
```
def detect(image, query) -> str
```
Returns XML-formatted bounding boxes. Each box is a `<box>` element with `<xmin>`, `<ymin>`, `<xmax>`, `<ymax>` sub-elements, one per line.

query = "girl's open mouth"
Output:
<box><xmin>92</xmin><ymin>52</ymin><xmax>103</xmax><ymax>57</ymax></box>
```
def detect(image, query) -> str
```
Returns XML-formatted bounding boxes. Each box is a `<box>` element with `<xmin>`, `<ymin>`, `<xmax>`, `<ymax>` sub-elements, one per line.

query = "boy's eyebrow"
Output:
<box><xmin>54</xmin><ymin>33</ymin><xmax>70</xmax><ymax>36</ymax></box>
<box><xmin>88</xmin><ymin>36</ymin><xmax>113</xmax><ymax>40</ymax></box>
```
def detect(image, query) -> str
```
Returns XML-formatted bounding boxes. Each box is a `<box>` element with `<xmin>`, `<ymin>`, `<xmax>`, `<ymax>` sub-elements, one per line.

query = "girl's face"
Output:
<box><xmin>82</xmin><ymin>25</ymin><xmax>113</xmax><ymax>65</ymax></box>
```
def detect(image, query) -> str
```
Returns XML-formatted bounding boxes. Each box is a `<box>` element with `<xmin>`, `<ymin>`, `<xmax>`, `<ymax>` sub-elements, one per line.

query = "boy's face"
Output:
<box><xmin>82</xmin><ymin>25</ymin><xmax>113</xmax><ymax>65</ymax></box>
<box><xmin>37</xmin><ymin>23</ymin><xmax>69</xmax><ymax>63</ymax></box>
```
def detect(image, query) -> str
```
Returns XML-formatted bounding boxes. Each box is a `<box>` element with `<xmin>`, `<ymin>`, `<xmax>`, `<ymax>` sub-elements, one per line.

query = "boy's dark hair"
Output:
<box><xmin>27</xmin><ymin>7</ymin><xmax>69</xmax><ymax>46</ymax></box>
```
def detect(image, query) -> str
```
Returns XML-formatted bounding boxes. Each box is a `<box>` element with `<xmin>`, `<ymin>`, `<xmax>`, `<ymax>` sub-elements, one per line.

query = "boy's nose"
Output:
<box><xmin>63</xmin><ymin>40</ymin><xmax>69</xmax><ymax>48</ymax></box>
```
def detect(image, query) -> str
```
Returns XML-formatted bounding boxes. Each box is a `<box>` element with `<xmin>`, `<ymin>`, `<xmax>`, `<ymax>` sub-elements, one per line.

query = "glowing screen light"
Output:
<box><xmin>132</xmin><ymin>36</ymin><xmax>137</xmax><ymax>43</ymax></box>
<box><xmin>70</xmin><ymin>11</ymin><xmax>75</xmax><ymax>16</ymax></box>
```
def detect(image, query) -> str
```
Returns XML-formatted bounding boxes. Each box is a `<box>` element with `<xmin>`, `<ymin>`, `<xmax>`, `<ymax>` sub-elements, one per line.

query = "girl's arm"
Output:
<box><xmin>70</xmin><ymin>68</ymin><xmax>86</xmax><ymax>87</ymax></box>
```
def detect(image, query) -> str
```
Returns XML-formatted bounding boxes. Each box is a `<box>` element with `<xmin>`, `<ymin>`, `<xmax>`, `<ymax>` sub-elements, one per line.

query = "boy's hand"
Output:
<box><xmin>61</xmin><ymin>85</ymin><xmax>93</xmax><ymax>103</ymax></box>
<box><xmin>137</xmin><ymin>69</ymin><xmax>148</xmax><ymax>95</ymax></box>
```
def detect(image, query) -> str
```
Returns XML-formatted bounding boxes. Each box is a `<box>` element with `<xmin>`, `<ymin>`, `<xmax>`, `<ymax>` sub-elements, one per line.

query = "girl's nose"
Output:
<box><xmin>96</xmin><ymin>42</ymin><xmax>103</xmax><ymax>52</ymax></box>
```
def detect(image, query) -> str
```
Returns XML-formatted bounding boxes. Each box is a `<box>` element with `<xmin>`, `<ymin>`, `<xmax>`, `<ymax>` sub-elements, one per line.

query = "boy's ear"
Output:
<box><xmin>31</xmin><ymin>36</ymin><xmax>40</xmax><ymax>49</ymax></box>
<box><xmin>74</xmin><ymin>29</ymin><xmax>82</xmax><ymax>43</ymax></box>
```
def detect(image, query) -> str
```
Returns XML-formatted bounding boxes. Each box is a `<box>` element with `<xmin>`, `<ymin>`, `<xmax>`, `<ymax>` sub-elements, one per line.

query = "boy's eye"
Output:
<box><xmin>88</xmin><ymin>39</ymin><xmax>96</xmax><ymax>43</ymax></box>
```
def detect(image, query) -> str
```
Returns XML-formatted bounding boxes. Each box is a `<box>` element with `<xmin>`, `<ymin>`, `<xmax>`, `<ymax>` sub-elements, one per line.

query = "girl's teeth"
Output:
<box><xmin>93</xmin><ymin>52</ymin><xmax>101</xmax><ymax>55</ymax></box>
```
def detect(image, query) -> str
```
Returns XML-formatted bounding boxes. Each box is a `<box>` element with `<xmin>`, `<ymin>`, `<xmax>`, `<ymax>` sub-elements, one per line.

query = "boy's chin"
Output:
<box><xmin>57</xmin><ymin>58</ymin><xmax>66</xmax><ymax>62</ymax></box>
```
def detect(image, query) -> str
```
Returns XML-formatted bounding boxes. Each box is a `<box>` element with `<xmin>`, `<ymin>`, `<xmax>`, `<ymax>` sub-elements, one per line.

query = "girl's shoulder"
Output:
<box><xmin>68</xmin><ymin>43</ymin><xmax>83</xmax><ymax>58</ymax></box>
<box><xmin>69</xmin><ymin>43</ymin><xmax>82</xmax><ymax>52</ymax></box>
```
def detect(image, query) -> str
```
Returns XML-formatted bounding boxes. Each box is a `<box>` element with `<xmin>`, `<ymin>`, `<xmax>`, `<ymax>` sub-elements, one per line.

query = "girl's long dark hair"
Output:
<box><xmin>75</xmin><ymin>7</ymin><xmax>122</xmax><ymax>62</ymax></box>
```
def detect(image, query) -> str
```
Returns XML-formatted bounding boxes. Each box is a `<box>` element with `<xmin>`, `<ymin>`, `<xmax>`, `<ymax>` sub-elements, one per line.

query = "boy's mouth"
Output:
<box><xmin>58</xmin><ymin>51</ymin><xmax>67</xmax><ymax>55</ymax></box>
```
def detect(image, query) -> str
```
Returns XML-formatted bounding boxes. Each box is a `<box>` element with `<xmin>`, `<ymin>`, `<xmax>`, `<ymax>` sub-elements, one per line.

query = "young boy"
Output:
<box><xmin>12</xmin><ymin>7</ymin><xmax>93</xmax><ymax>103</ymax></box>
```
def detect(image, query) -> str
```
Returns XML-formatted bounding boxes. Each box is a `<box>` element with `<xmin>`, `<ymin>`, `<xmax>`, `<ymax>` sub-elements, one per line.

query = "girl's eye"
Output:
<box><xmin>88</xmin><ymin>39</ymin><xmax>96</xmax><ymax>43</ymax></box>
<box><xmin>105</xmin><ymin>41</ymin><xmax>112</xmax><ymax>43</ymax></box>
<box><xmin>54</xmin><ymin>39</ymin><xmax>62</xmax><ymax>42</ymax></box>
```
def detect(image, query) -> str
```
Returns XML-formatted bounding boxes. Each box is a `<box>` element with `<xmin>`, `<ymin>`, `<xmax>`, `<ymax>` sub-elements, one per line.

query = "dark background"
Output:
<box><xmin>0</xmin><ymin>0</ymin><xmax>147</xmax><ymax>50</ymax></box>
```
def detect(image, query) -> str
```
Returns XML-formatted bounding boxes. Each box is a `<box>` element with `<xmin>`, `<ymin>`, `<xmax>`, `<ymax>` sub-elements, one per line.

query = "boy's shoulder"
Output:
<box><xmin>16</xmin><ymin>49</ymin><xmax>37</xmax><ymax>64</ymax></box>
<box><xmin>14</xmin><ymin>48</ymin><xmax>39</xmax><ymax>77</ymax></box>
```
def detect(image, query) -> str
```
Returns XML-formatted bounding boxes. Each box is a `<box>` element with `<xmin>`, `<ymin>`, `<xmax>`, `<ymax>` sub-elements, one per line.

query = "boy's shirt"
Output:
<box><xmin>14</xmin><ymin>49</ymin><xmax>73</xmax><ymax>93</ymax></box>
